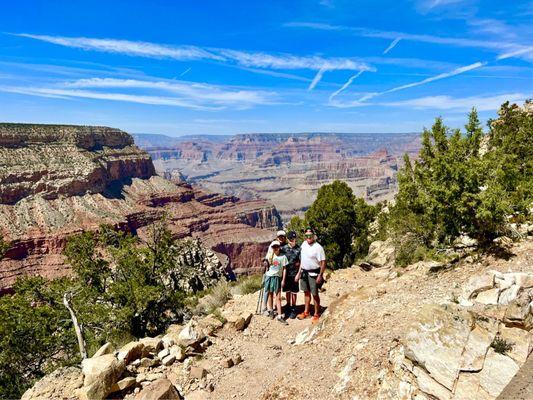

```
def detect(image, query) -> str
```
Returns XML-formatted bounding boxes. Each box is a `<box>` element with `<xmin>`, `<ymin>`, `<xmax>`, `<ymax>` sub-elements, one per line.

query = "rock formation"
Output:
<box><xmin>0</xmin><ymin>124</ymin><xmax>281</xmax><ymax>290</ymax></box>
<box><xmin>134</xmin><ymin>132</ymin><xmax>420</xmax><ymax>220</ymax></box>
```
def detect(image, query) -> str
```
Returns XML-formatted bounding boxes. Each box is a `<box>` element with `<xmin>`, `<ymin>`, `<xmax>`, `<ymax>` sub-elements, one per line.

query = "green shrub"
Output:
<box><xmin>234</xmin><ymin>274</ymin><xmax>263</xmax><ymax>295</ymax></box>
<box><xmin>491</xmin><ymin>336</ymin><xmax>514</xmax><ymax>355</ymax></box>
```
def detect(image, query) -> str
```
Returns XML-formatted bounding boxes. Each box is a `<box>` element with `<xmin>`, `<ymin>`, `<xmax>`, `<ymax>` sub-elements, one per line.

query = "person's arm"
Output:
<box><xmin>294</xmin><ymin>250</ymin><xmax>302</xmax><ymax>282</ymax></box>
<box><xmin>282</xmin><ymin>263</ymin><xmax>286</xmax><ymax>287</ymax></box>
<box><xmin>316</xmin><ymin>260</ymin><xmax>326</xmax><ymax>284</ymax></box>
<box><xmin>316</xmin><ymin>246</ymin><xmax>326</xmax><ymax>284</ymax></box>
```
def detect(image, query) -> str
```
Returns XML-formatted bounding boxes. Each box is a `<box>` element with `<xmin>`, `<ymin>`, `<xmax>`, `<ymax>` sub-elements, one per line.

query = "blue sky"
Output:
<box><xmin>0</xmin><ymin>0</ymin><xmax>532</xmax><ymax>135</ymax></box>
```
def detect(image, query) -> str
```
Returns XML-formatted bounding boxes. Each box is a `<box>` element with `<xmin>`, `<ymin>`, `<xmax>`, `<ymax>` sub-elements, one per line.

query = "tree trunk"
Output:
<box><xmin>63</xmin><ymin>292</ymin><xmax>87</xmax><ymax>359</ymax></box>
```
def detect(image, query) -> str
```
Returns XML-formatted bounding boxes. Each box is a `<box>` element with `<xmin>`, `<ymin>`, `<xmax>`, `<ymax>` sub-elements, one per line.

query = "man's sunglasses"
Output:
<box><xmin>305</xmin><ymin>234</ymin><xmax>314</xmax><ymax>238</ymax></box>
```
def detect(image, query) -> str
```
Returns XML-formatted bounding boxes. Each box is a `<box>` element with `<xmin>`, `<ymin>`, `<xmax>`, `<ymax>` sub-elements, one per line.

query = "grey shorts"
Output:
<box><xmin>299</xmin><ymin>270</ymin><xmax>320</xmax><ymax>296</ymax></box>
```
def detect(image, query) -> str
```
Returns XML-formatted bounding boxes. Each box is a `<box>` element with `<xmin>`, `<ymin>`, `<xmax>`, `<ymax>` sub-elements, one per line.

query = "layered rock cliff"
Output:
<box><xmin>0</xmin><ymin>124</ymin><xmax>281</xmax><ymax>289</ymax></box>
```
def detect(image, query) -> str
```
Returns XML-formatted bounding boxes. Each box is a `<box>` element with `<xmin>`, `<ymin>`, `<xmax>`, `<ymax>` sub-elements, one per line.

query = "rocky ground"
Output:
<box><xmin>23</xmin><ymin>238</ymin><xmax>532</xmax><ymax>400</ymax></box>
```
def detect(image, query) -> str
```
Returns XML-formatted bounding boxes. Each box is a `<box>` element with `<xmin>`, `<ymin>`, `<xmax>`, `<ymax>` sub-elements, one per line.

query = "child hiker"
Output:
<box><xmin>264</xmin><ymin>240</ymin><xmax>289</xmax><ymax>325</ymax></box>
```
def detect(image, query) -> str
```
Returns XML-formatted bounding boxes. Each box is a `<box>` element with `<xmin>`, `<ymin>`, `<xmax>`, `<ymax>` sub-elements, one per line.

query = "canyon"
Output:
<box><xmin>0</xmin><ymin>124</ymin><xmax>281</xmax><ymax>290</ymax></box>
<box><xmin>133</xmin><ymin>132</ymin><xmax>421</xmax><ymax>221</ymax></box>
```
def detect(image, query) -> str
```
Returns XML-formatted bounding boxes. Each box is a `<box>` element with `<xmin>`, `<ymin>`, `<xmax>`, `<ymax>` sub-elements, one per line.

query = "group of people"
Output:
<box><xmin>261</xmin><ymin>228</ymin><xmax>326</xmax><ymax>325</ymax></box>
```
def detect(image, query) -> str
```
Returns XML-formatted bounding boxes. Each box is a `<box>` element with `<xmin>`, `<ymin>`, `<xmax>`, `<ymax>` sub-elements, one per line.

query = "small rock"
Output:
<box><xmin>110</xmin><ymin>376</ymin><xmax>136</xmax><ymax>393</ymax></box>
<box><xmin>233</xmin><ymin>354</ymin><xmax>243</xmax><ymax>365</ymax></box>
<box><xmin>221</xmin><ymin>358</ymin><xmax>234</xmax><ymax>368</ymax></box>
<box><xmin>190</xmin><ymin>366</ymin><xmax>207</xmax><ymax>380</ymax></box>
<box><xmin>157</xmin><ymin>348</ymin><xmax>170</xmax><ymax>359</ymax></box>
<box><xmin>162</xmin><ymin>355</ymin><xmax>176</xmax><ymax>366</ymax></box>
<box><xmin>134</xmin><ymin>378</ymin><xmax>181</xmax><ymax>400</ymax></box>
<box><xmin>169</xmin><ymin>346</ymin><xmax>186</xmax><ymax>362</ymax></box>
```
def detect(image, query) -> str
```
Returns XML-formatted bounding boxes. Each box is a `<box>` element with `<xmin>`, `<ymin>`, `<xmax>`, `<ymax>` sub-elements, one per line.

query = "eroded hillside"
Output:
<box><xmin>0</xmin><ymin>124</ymin><xmax>281</xmax><ymax>289</ymax></box>
<box><xmin>23</xmin><ymin>237</ymin><xmax>532</xmax><ymax>400</ymax></box>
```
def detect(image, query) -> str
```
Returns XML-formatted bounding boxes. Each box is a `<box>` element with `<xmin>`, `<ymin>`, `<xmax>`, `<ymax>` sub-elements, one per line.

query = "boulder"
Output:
<box><xmin>139</xmin><ymin>337</ymin><xmax>163</xmax><ymax>356</ymax></box>
<box><xmin>498</xmin><ymin>284</ymin><xmax>521</xmax><ymax>305</ymax></box>
<box><xmin>79</xmin><ymin>354</ymin><xmax>125</xmax><ymax>400</ymax></box>
<box><xmin>93</xmin><ymin>342</ymin><xmax>113</xmax><ymax>358</ymax></box>
<box><xmin>225</xmin><ymin>312</ymin><xmax>253</xmax><ymax>331</ymax></box>
<box><xmin>110</xmin><ymin>376</ymin><xmax>137</xmax><ymax>393</ymax></box>
<box><xmin>412</xmin><ymin>366</ymin><xmax>452</xmax><ymax>400</ymax></box>
<box><xmin>117</xmin><ymin>341</ymin><xmax>144</xmax><ymax>365</ymax></box>
<box><xmin>157</xmin><ymin>348</ymin><xmax>170</xmax><ymax>359</ymax></box>
<box><xmin>475</xmin><ymin>288</ymin><xmax>500</xmax><ymax>305</ymax></box>
<box><xmin>404</xmin><ymin>304</ymin><xmax>473</xmax><ymax>390</ymax></box>
<box><xmin>21</xmin><ymin>367</ymin><xmax>83</xmax><ymax>400</ymax></box>
<box><xmin>169</xmin><ymin>345</ymin><xmax>186</xmax><ymax>361</ymax></box>
<box><xmin>460</xmin><ymin>323</ymin><xmax>495</xmax><ymax>371</ymax></box>
<box><xmin>462</xmin><ymin>274</ymin><xmax>494</xmax><ymax>300</ymax></box>
<box><xmin>178</xmin><ymin>321</ymin><xmax>205</xmax><ymax>346</ymax></box>
<box><xmin>479</xmin><ymin>348</ymin><xmax>519</xmax><ymax>397</ymax></box>
<box><xmin>513</xmin><ymin>272</ymin><xmax>533</xmax><ymax>288</ymax></box>
<box><xmin>135</xmin><ymin>378</ymin><xmax>182</xmax><ymax>400</ymax></box>
<box><xmin>366</xmin><ymin>240</ymin><xmax>395</xmax><ymax>268</ymax></box>
<box><xmin>454</xmin><ymin>372</ymin><xmax>491</xmax><ymax>400</ymax></box>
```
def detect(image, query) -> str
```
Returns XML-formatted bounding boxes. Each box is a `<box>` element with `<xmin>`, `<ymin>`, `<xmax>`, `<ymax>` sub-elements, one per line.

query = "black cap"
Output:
<box><xmin>287</xmin><ymin>231</ymin><xmax>297</xmax><ymax>240</ymax></box>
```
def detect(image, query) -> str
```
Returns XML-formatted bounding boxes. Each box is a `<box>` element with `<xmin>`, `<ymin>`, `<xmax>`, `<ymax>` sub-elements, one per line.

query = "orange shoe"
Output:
<box><xmin>311</xmin><ymin>314</ymin><xmax>321</xmax><ymax>324</ymax></box>
<box><xmin>297</xmin><ymin>311</ymin><xmax>310</xmax><ymax>320</ymax></box>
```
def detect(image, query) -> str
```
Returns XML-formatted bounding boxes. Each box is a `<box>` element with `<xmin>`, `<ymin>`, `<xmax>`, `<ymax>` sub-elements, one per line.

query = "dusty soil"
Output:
<box><xmin>182</xmin><ymin>239</ymin><xmax>532</xmax><ymax>400</ymax></box>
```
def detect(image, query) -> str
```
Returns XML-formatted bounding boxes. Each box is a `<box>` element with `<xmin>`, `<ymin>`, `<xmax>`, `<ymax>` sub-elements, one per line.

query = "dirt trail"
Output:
<box><xmin>185</xmin><ymin>240</ymin><xmax>533</xmax><ymax>400</ymax></box>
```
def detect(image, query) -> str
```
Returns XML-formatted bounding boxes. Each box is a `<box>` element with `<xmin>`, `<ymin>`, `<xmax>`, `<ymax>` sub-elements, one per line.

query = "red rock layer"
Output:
<box><xmin>0</xmin><ymin>124</ymin><xmax>281</xmax><ymax>289</ymax></box>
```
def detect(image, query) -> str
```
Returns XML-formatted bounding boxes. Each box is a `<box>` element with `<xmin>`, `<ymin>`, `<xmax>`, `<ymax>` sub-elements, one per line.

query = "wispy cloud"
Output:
<box><xmin>15</xmin><ymin>33</ymin><xmax>374</xmax><ymax>79</ymax></box>
<box><xmin>359</xmin><ymin>61</ymin><xmax>485</xmax><ymax>101</ymax></box>
<box><xmin>0</xmin><ymin>86</ymin><xmax>220</xmax><ymax>110</ymax></box>
<box><xmin>179</xmin><ymin>67</ymin><xmax>191</xmax><ymax>77</ymax></box>
<box><xmin>330</xmin><ymin>92</ymin><xmax>530</xmax><ymax>111</ymax></box>
<box><xmin>415</xmin><ymin>0</ymin><xmax>466</xmax><ymax>13</ymax></box>
<box><xmin>15</xmin><ymin>33</ymin><xmax>223</xmax><ymax>61</ymax></box>
<box><xmin>308</xmin><ymin>68</ymin><xmax>326</xmax><ymax>91</ymax></box>
<box><xmin>328</xmin><ymin>70</ymin><xmax>365</xmax><ymax>100</ymax></box>
<box><xmin>0</xmin><ymin>76</ymin><xmax>278</xmax><ymax>110</ymax></box>
<box><xmin>383</xmin><ymin>38</ymin><xmax>402</xmax><ymax>54</ymax></box>
<box><xmin>381</xmin><ymin>93</ymin><xmax>530</xmax><ymax>111</ymax></box>
<box><xmin>497</xmin><ymin>46</ymin><xmax>533</xmax><ymax>60</ymax></box>
<box><xmin>285</xmin><ymin>22</ymin><xmax>517</xmax><ymax>52</ymax></box>
<box><xmin>66</xmin><ymin>78</ymin><xmax>274</xmax><ymax>105</ymax></box>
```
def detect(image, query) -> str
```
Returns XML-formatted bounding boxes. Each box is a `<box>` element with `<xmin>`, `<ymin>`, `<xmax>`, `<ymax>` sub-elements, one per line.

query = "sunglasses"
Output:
<box><xmin>272</xmin><ymin>245</ymin><xmax>280</xmax><ymax>248</ymax></box>
<box><xmin>305</xmin><ymin>234</ymin><xmax>314</xmax><ymax>238</ymax></box>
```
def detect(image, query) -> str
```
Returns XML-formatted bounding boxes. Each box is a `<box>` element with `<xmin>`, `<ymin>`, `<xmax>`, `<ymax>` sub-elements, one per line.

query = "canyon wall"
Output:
<box><xmin>136</xmin><ymin>132</ymin><xmax>420</xmax><ymax>220</ymax></box>
<box><xmin>0</xmin><ymin>124</ymin><xmax>281</xmax><ymax>289</ymax></box>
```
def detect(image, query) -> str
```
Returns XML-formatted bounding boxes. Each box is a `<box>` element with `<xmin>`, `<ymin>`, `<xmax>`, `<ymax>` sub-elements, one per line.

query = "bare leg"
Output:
<box><xmin>304</xmin><ymin>291</ymin><xmax>311</xmax><ymax>314</ymax></box>
<box><xmin>291</xmin><ymin>293</ymin><xmax>297</xmax><ymax>308</ymax></box>
<box><xmin>276</xmin><ymin>291</ymin><xmax>283</xmax><ymax>316</ymax></box>
<box><xmin>312</xmin><ymin>294</ymin><xmax>321</xmax><ymax>316</ymax></box>
<box><xmin>267</xmin><ymin>292</ymin><xmax>273</xmax><ymax>311</ymax></box>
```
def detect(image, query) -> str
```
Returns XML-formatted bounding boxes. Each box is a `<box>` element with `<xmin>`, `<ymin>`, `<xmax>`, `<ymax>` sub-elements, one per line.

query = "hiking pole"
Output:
<box><xmin>256</xmin><ymin>274</ymin><xmax>265</xmax><ymax>314</ymax></box>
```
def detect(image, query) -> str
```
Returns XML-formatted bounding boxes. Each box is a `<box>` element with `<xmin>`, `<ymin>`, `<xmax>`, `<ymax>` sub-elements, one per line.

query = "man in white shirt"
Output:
<box><xmin>295</xmin><ymin>227</ymin><xmax>326</xmax><ymax>324</ymax></box>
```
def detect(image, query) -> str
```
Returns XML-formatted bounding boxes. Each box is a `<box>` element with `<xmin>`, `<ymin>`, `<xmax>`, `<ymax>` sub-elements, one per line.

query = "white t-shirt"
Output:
<box><xmin>300</xmin><ymin>241</ymin><xmax>326</xmax><ymax>271</ymax></box>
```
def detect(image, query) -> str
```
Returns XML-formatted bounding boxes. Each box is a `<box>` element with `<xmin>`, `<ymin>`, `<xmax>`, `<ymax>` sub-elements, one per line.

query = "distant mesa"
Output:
<box><xmin>133</xmin><ymin>131</ymin><xmax>421</xmax><ymax>221</ymax></box>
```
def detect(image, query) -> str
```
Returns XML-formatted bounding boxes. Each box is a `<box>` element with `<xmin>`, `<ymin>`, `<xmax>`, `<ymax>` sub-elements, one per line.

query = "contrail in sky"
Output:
<box><xmin>383</xmin><ymin>37</ymin><xmax>401</xmax><ymax>54</ymax></box>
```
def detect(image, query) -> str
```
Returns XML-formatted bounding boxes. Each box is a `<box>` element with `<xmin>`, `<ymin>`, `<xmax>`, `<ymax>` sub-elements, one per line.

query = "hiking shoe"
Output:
<box><xmin>311</xmin><ymin>314</ymin><xmax>321</xmax><ymax>324</ymax></box>
<box><xmin>297</xmin><ymin>311</ymin><xmax>310</xmax><ymax>320</ymax></box>
<box><xmin>269</xmin><ymin>310</ymin><xmax>275</xmax><ymax>319</ymax></box>
<box><xmin>276</xmin><ymin>316</ymin><xmax>289</xmax><ymax>325</ymax></box>
<box><xmin>289</xmin><ymin>309</ymin><xmax>297</xmax><ymax>319</ymax></box>
<box><xmin>262</xmin><ymin>309</ymin><xmax>270</xmax><ymax>317</ymax></box>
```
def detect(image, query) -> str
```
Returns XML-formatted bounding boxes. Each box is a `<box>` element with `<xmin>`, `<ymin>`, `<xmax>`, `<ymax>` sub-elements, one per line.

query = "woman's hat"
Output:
<box><xmin>270</xmin><ymin>240</ymin><xmax>281</xmax><ymax>247</ymax></box>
